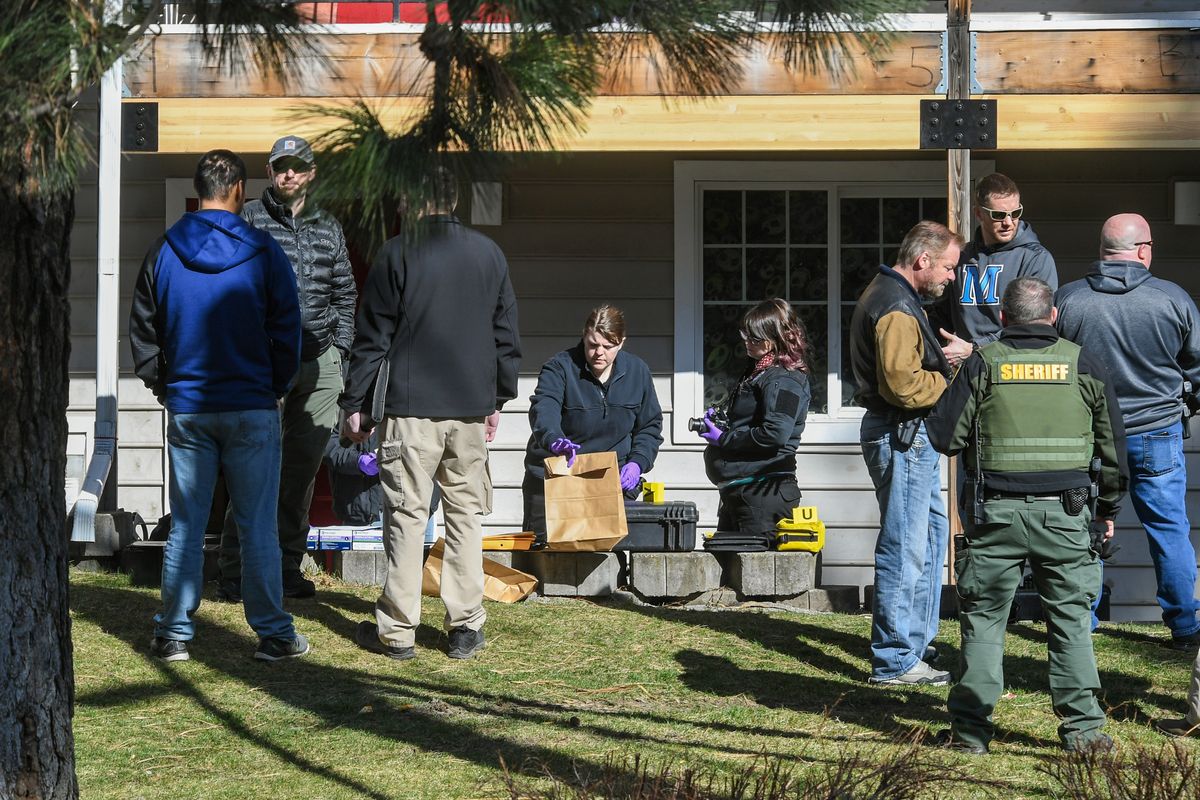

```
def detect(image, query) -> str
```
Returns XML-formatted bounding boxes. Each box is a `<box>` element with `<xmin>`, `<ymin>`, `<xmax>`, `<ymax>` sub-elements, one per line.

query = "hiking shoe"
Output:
<box><xmin>282</xmin><ymin>570</ymin><xmax>316</xmax><ymax>599</ymax></box>
<box><xmin>1166</xmin><ymin>632</ymin><xmax>1200</xmax><ymax>651</ymax></box>
<box><xmin>932</xmin><ymin>729</ymin><xmax>988</xmax><ymax>755</ymax></box>
<box><xmin>254</xmin><ymin>633</ymin><xmax>311</xmax><ymax>662</ymax></box>
<box><xmin>868</xmin><ymin>660</ymin><xmax>950</xmax><ymax>686</ymax></box>
<box><xmin>447</xmin><ymin>626</ymin><xmax>485</xmax><ymax>660</ymax></box>
<box><xmin>150</xmin><ymin>637</ymin><xmax>190</xmax><ymax>663</ymax></box>
<box><xmin>214</xmin><ymin>577</ymin><xmax>242</xmax><ymax>603</ymax></box>
<box><xmin>354</xmin><ymin>621</ymin><xmax>415</xmax><ymax>661</ymax></box>
<box><xmin>1155</xmin><ymin>717</ymin><xmax>1200</xmax><ymax>738</ymax></box>
<box><xmin>1066</xmin><ymin>733</ymin><xmax>1114</xmax><ymax>754</ymax></box>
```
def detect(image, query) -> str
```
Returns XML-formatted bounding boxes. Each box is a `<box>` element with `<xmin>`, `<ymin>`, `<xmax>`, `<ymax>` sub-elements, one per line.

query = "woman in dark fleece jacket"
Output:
<box><xmin>523</xmin><ymin>305</ymin><xmax>663</xmax><ymax>540</ymax></box>
<box><xmin>699</xmin><ymin>299</ymin><xmax>811</xmax><ymax>545</ymax></box>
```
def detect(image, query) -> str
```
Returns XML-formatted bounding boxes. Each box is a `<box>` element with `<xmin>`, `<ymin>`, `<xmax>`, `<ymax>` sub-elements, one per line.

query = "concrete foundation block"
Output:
<box><xmin>332</xmin><ymin>551</ymin><xmax>384</xmax><ymax>585</ymax></box>
<box><xmin>519</xmin><ymin>552</ymin><xmax>619</xmax><ymax>597</ymax></box>
<box><xmin>728</xmin><ymin>552</ymin><xmax>776</xmax><ymax>597</ymax></box>
<box><xmin>482</xmin><ymin>551</ymin><xmax>515</xmax><ymax>569</ymax></box>
<box><xmin>664</xmin><ymin>552</ymin><xmax>723</xmax><ymax>597</ymax></box>
<box><xmin>629</xmin><ymin>553</ymin><xmax>668</xmax><ymax>598</ymax></box>
<box><xmin>803</xmin><ymin>586</ymin><xmax>861</xmax><ymax>614</ymax></box>
<box><xmin>774</xmin><ymin>552</ymin><xmax>817</xmax><ymax>595</ymax></box>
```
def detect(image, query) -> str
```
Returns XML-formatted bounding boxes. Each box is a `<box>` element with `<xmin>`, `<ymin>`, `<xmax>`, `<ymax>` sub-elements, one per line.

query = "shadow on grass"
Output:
<box><xmin>75</xmin><ymin>581</ymin><xmax>923</xmax><ymax>798</ymax></box>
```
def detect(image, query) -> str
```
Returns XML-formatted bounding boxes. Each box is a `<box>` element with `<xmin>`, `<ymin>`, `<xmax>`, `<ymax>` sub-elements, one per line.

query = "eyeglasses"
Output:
<box><xmin>1134</xmin><ymin>240</ymin><xmax>1153</xmax><ymax>248</ymax></box>
<box><xmin>981</xmin><ymin>205</ymin><xmax>1024</xmax><ymax>221</ymax></box>
<box><xmin>739</xmin><ymin>332</ymin><xmax>766</xmax><ymax>345</ymax></box>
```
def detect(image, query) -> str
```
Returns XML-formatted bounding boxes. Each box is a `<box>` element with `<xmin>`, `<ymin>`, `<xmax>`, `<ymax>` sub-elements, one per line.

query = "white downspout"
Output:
<box><xmin>71</xmin><ymin>54</ymin><xmax>122</xmax><ymax>542</ymax></box>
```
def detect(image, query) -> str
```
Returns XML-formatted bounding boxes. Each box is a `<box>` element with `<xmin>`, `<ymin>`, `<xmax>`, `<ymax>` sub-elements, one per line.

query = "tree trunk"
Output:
<box><xmin>0</xmin><ymin>179</ymin><xmax>77</xmax><ymax>798</ymax></box>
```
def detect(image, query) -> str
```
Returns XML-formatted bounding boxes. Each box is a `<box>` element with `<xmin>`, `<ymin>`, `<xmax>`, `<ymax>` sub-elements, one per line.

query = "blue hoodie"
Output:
<box><xmin>130</xmin><ymin>209</ymin><xmax>301</xmax><ymax>414</ymax></box>
<box><xmin>1056</xmin><ymin>260</ymin><xmax>1200</xmax><ymax>435</ymax></box>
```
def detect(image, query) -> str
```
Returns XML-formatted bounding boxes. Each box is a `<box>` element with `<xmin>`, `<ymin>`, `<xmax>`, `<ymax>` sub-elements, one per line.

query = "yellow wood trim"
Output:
<box><xmin>138</xmin><ymin>94</ymin><xmax>1200</xmax><ymax>154</ymax></box>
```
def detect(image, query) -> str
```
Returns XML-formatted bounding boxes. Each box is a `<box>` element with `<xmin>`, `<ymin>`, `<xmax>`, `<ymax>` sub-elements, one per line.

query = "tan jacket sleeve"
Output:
<box><xmin>874</xmin><ymin>311</ymin><xmax>946</xmax><ymax>410</ymax></box>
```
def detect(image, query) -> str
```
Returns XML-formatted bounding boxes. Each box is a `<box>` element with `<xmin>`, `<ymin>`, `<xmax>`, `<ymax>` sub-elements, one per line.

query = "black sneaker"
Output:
<box><xmin>1155</xmin><ymin>717</ymin><xmax>1200</xmax><ymax>738</ymax></box>
<box><xmin>354</xmin><ymin>620</ymin><xmax>415</xmax><ymax>661</ymax></box>
<box><xmin>254</xmin><ymin>633</ymin><xmax>311</xmax><ymax>662</ymax></box>
<box><xmin>214</xmin><ymin>577</ymin><xmax>242</xmax><ymax>603</ymax></box>
<box><xmin>1167</xmin><ymin>632</ymin><xmax>1200</xmax><ymax>651</ymax></box>
<box><xmin>932</xmin><ymin>729</ymin><xmax>988</xmax><ymax>755</ymax></box>
<box><xmin>447</xmin><ymin>626</ymin><xmax>485</xmax><ymax>660</ymax></box>
<box><xmin>150</xmin><ymin>637</ymin><xmax>190</xmax><ymax>663</ymax></box>
<box><xmin>282</xmin><ymin>570</ymin><xmax>316</xmax><ymax>599</ymax></box>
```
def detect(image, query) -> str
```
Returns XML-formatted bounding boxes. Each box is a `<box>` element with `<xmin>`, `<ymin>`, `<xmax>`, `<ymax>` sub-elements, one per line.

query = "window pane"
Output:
<box><xmin>703</xmin><ymin>304</ymin><xmax>751</xmax><ymax>409</ymax></box>
<box><xmin>923</xmin><ymin>196</ymin><xmax>948</xmax><ymax>225</ymax></box>
<box><xmin>841</xmin><ymin>247</ymin><xmax>880</xmax><ymax>302</ymax></box>
<box><xmin>841</xmin><ymin>198</ymin><xmax>879</xmax><ymax>244</ymax></box>
<box><xmin>789</xmin><ymin>248</ymin><xmax>827</xmax><ymax>302</ymax></box>
<box><xmin>703</xmin><ymin>190</ymin><xmax>741</xmax><ymax>245</ymax></box>
<box><xmin>746</xmin><ymin>190</ymin><xmax>786</xmax><ymax>244</ymax></box>
<box><xmin>794</xmin><ymin>305</ymin><xmax>828</xmax><ymax>415</ymax></box>
<box><xmin>703</xmin><ymin>248</ymin><xmax>742</xmax><ymax>301</ymax></box>
<box><xmin>747</xmin><ymin>248</ymin><xmax>786</xmax><ymax>300</ymax></box>
<box><xmin>882</xmin><ymin>197</ymin><xmax>920</xmax><ymax>243</ymax></box>
<box><xmin>789</xmin><ymin>190</ymin><xmax>827</xmax><ymax>244</ymax></box>
<box><xmin>840</xmin><ymin>304</ymin><xmax>859</xmax><ymax>407</ymax></box>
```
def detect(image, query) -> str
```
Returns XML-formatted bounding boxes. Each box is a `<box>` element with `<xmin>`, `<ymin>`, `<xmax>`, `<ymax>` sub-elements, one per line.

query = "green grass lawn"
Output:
<box><xmin>70</xmin><ymin>569</ymin><xmax>1199</xmax><ymax>799</ymax></box>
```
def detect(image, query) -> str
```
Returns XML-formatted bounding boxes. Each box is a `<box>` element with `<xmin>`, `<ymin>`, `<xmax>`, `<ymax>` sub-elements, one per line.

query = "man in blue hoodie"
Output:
<box><xmin>129</xmin><ymin>150</ymin><xmax>309</xmax><ymax>663</ymax></box>
<box><xmin>1056</xmin><ymin>213</ymin><xmax>1200</xmax><ymax>650</ymax></box>
<box><xmin>935</xmin><ymin>173</ymin><xmax>1059</xmax><ymax>367</ymax></box>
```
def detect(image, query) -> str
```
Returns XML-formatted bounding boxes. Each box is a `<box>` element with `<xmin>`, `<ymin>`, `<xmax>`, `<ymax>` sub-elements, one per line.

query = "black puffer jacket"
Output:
<box><xmin>243</xmin><ymin>188</ymin><xmax>356</xmax><ymax>361</ymax></box>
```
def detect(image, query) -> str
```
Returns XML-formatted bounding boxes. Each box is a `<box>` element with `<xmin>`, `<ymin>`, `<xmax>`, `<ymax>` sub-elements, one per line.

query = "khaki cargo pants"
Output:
<box><xmin>373</xmin><ymin>415</ymin><xmax>492</xmax><ymax>649</ymax></box>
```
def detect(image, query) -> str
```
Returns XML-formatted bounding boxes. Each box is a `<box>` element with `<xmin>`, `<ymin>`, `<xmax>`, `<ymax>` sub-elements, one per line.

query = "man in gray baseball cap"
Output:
<box><xmin>218</xmin><ymin>133</ymin><xmax>357</xmax><ymax>602</ymax></box>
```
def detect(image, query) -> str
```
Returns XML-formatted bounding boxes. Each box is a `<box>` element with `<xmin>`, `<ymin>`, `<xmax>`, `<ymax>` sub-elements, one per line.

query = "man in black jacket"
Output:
<box><xmin>218</xmin><ymin>135</ymin><xmax>357</xmax><ymax>601</ymax></box>
<box><xmin>342</xmin><ymin>167</ymin><xmax>520</xmax><ymax>661</ymax></box>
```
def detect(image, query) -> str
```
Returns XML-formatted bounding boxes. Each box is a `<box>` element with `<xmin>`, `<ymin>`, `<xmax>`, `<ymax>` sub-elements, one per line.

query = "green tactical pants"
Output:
<box><xmin>949</xmin><ymin>495</ymin><xmax>1105</xmax><ymax>750</ymax></box>
<box><xmin>219</xmin><ymin>345</ymin><xmax>344</xmax><ymax>578</ymax></box>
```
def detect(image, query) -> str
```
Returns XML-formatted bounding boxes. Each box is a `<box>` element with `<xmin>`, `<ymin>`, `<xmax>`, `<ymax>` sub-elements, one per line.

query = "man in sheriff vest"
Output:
<box><xmin>926</xmin><ymin>277</ymin><xmax>1128</xmax><ymax>754</ymax></box>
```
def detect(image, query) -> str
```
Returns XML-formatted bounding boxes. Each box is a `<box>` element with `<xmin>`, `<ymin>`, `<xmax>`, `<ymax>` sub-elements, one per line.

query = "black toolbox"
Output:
<box><xmin>614</xmin><ymin>501</ymin><xmax>699</xmax><ymax>552</ymax></box>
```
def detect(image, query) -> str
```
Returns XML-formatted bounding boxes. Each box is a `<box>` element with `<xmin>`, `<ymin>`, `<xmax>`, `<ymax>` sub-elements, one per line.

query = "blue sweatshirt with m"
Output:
<box><xmin>130</xmin><ymin>209</ymin><xmax>301</xmax><ymax>414</ymax></box>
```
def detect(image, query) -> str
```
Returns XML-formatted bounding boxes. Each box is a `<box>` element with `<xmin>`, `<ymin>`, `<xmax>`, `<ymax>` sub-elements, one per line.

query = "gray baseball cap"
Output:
<box><xmin>268</xmin><ymin>135</ymin><xmax>314</xmax><ymax>167</ymax></box>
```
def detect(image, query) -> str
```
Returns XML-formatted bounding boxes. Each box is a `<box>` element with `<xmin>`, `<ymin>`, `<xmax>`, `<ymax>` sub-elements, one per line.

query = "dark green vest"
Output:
<box><xmin>973</xmin><ymin>338</ymin><xmax>1093</xmax><ymax>474</ymax></box>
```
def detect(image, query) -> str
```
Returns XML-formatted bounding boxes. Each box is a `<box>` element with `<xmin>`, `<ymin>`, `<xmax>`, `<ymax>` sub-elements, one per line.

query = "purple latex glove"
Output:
<box><xmin>700</xmin><ymin>418</ymin><xmax>724</xmax><ymax>444</ymax></box>
<box><xmin>549</xmin><ymin>437</ymin><xmax>580</xmax><ymax>467</ymax></box>
<box><xmin>358</xmin><ymin>452</ymin><xmax>379</xmax><ymax>477</ymax></box>
<box><xmin>619</xmin><ymin>462</ymin><xmax>642</xmax><ymax>491</ymax></box>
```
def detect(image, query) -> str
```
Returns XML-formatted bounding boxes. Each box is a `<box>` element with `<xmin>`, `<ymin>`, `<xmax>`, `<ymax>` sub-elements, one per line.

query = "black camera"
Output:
<box><xmin>688</xmin><ymin>408</ymin><xmax>729</xmax><ymax>434</ymax></box>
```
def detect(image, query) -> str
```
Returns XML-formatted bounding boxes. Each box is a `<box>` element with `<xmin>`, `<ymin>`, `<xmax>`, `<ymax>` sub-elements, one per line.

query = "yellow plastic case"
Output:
<box><xmin>775</xmin><ymin>506</ymin><xmax>826</xmax><ymax>553</ymax></box>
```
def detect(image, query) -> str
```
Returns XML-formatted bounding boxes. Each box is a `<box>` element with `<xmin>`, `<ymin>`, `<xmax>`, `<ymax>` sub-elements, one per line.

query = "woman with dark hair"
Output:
<box><xmin>698</xmin><ymin>298</ymin><xmax>811</xmax><ymax>545</ymax></box>
<box><xmin>523</xmin><ymin>304</ymin><xmax>664</xmax><ymax>541</ymax></box>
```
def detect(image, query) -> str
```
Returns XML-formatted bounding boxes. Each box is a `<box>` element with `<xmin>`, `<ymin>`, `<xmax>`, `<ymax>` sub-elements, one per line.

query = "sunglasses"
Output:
<box><xmin>981</xmin><ymin>205</ymin><xmax>1023</xmax><ymax>222</ymax></box>
<box><xmin>739</xmin><ymin>332</ymin><xmax>766</xmax><ymax>345</ymax></box>
<box><xmin>271</xmin><ymin>158</ymin><xmax>313</xmax><ymax>174</ymax></box>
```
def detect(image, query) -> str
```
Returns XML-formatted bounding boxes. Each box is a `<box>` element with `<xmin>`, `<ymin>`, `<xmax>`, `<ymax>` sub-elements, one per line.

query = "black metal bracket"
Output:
<box><xmin>122</xmin><ymin>102</ymin><xmax>158</xmax><ymax>152</ymax></box>
<box><xmin>919</xmin><ymin>99</ymin><xmax>996</xmax><ymax>150</ymax></box>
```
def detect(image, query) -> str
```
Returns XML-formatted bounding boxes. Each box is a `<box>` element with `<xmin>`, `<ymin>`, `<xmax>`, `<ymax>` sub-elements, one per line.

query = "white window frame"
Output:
<box><xmin>672</xmin><ymin>159</ymin><xmax>993</xmax><ymax>444</ymax></box>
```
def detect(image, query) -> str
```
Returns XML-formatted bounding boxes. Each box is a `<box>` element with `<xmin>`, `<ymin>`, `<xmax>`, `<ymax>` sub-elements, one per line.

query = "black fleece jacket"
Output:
<box><xmin>704</xmin><ymin>365</ymin><xmax>810</xmax><ymax>485</ymax></box>
<box><xmin>340</xmin><ymin>215</ymin><xmax>521</xmax><ymax>420</ymax></box>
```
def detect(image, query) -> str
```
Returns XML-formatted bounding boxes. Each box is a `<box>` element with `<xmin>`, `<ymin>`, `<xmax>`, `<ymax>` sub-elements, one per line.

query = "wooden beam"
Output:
<box><xmin>976</xmin><ymin>30</ymin><xmax>1200</xmax><ymax>94</ymax></box>
<box><xmin>134</xmin><ymin>94</ymin><xmax>1200</xmax><ymax>154</ymax></box>
<box><xmin>124</xmin><ymin>29</ymin><xmax>1200</xmax><ymax>99</ymax></box>
<box><xmin>125</xmin><ymin>32</ymin><xmax>947</xmax><ymax>98</ymax></box>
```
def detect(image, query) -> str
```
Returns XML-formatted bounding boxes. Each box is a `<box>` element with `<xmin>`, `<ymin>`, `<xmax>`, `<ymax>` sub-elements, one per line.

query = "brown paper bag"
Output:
<box><xmin>543</xmin><ymin>451</ymin><xmax>629</xmax><ymax>551</ymax></box>
<box><xmin>421</xmin><ymin>540</ymin><xmax>538</xmax><ymax>603</ymax></box>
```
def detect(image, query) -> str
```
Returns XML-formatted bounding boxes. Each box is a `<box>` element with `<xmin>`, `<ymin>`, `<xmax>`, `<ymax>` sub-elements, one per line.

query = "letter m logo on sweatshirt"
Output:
<box><xmin>959</xmin><ymin>263</ymin><xmax>1003</xmax><ymax>306</ymax></box>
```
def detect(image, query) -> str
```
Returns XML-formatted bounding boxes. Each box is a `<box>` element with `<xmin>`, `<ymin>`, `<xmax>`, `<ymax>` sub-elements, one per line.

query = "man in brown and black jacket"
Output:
<box><xmin>849</xmin><ymin>220</ymin><xmax>961</xmax><ymax>686</ymax></box>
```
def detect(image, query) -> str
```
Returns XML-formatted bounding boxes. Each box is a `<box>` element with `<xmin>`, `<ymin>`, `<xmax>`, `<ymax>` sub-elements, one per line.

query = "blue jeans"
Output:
<box><xmin>157</xmin><ymin>410</ymin><xmax>295</xmax><ymax>642</ymax></box>
<box><xmin>1127</xmin><ymin>422</ymin><xmax>1199</xmax><ymax>638</ymax></box>
<box><xmin>861</xmin><ymin>413</ymin><xmax>948</xmax><ymax>679</ymax></box>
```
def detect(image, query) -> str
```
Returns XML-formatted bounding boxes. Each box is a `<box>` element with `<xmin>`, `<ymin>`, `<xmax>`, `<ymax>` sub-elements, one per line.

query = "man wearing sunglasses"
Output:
<box><xmin>218</xmin><ymin>135</ymin><xmax>357</xmax><ymax>602</ymax></box>
<box><xmin>1056</xmin><ymin>213</ymin><xmax>1200</xmax><ymax>652</ymax></box>
<box><xmin>935</xmin><ymin>174</ymin><xmax>1059</xmax><ymax>368</ymax></box>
